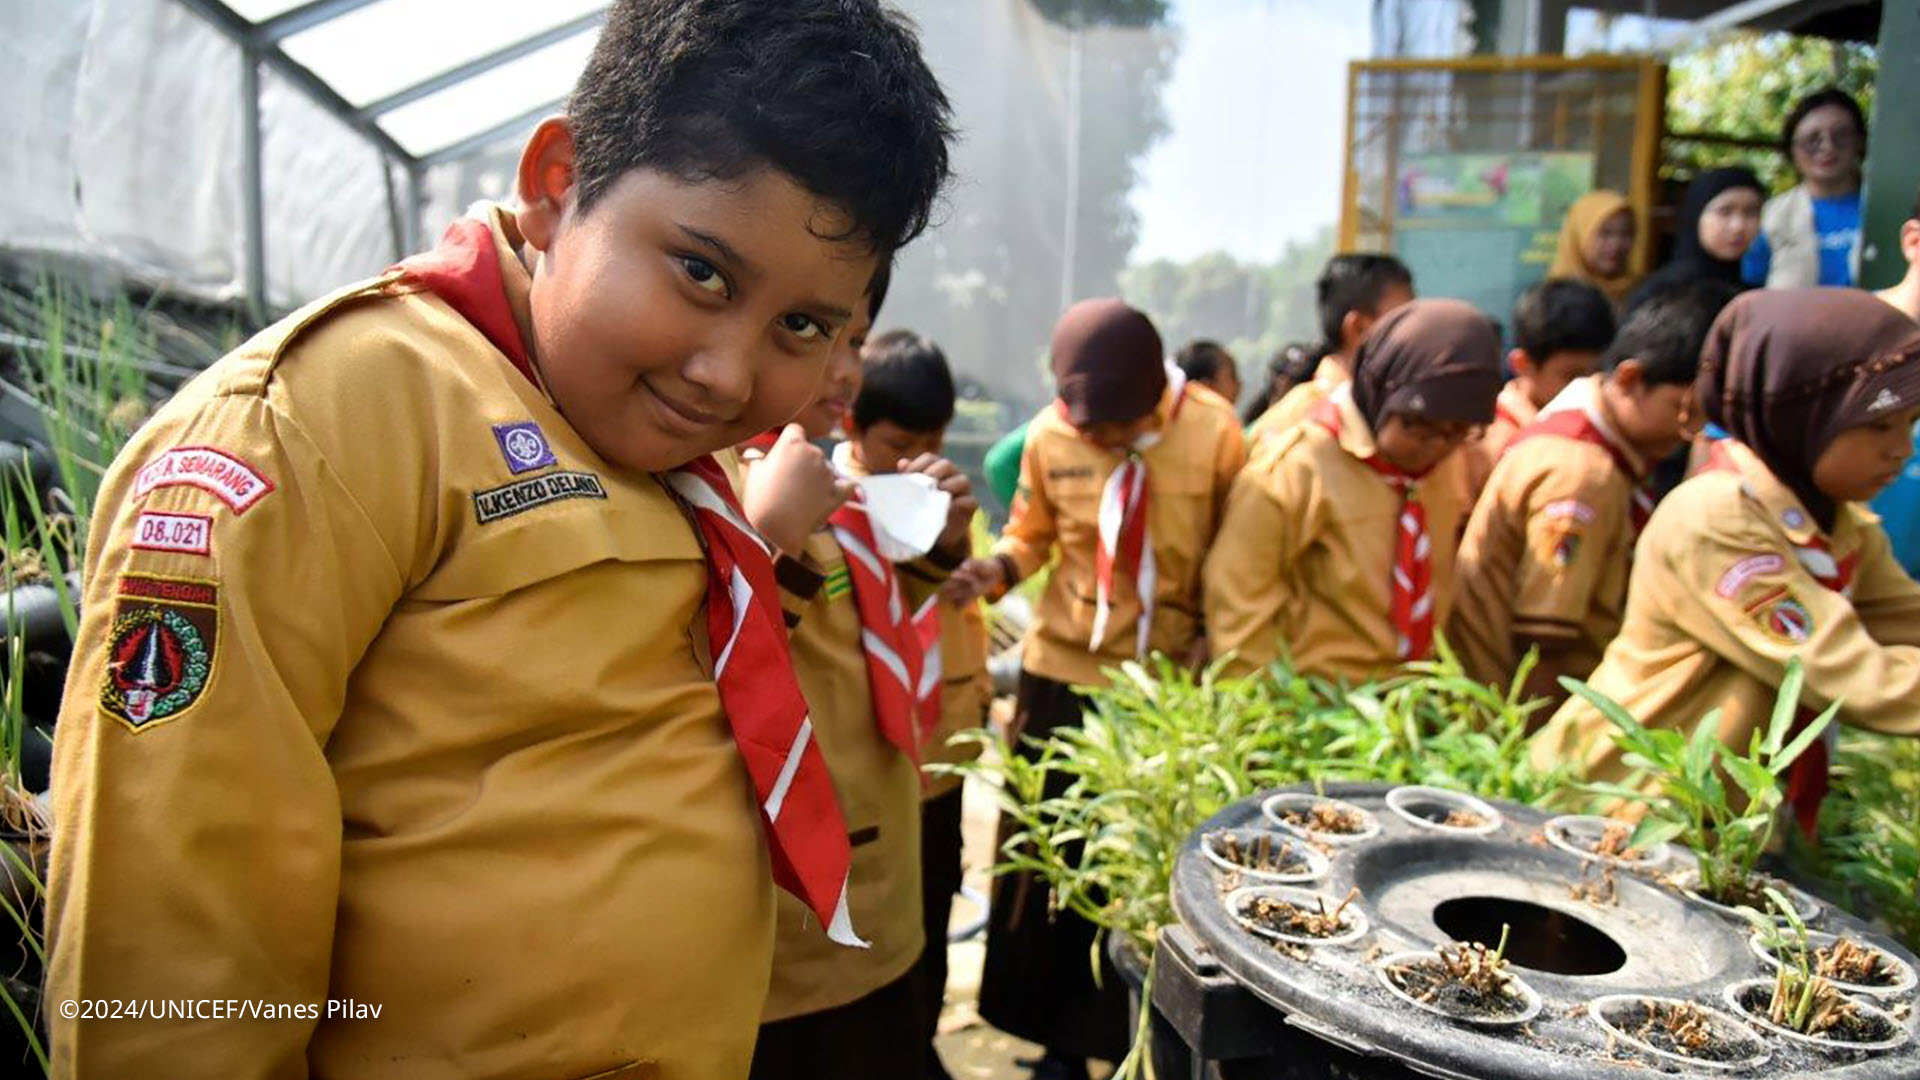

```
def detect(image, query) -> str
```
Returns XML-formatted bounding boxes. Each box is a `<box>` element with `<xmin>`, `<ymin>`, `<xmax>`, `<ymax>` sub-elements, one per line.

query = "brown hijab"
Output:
<box><xmin>1700</xmin><ymin>288</ymin><xmax>1920</xmax><ymax>531</ymax></box>
<box><xmin>1550</xmin><ymin>191</ymin><xmax>1640</xmax><ymax>308</ymax></box>
<box><xmin>1050</xmin><ymin>298</ymin><xmax>1167</xmax><ymax>427</ymax></box>
<box><xmin>1350</xmin><ymin>298</ymin><xmax>1503</xmax><ymax>430</ymax></box>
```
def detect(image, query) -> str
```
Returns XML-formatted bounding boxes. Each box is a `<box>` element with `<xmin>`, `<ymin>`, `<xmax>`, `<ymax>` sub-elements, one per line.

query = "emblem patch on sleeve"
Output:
<box><xmin>100</xmin><ymin>574</ymin><xmax>219</xmax><ymax>731</ymax></box>
<box><xmin>1551</xmin><ymin>530</ymin><xmax>1582</xmax><ymax>568</ymax></box>
<box><xmin>1541</xmin><ymin>499</ymin><xmax>1597</xmax><ymax>524</ymax></box>
<box><xmin>1715</xmin><ymin>553</ymin><xmax>1785</xmax><ymax>599</ymax></box>
<box><xmin>1748</xmin><ymin>588</ymin><xmax>1813</xmax><ymax>644</ymax></box>
<box><xmin>492</xmin><ymin>421</ymin><xmax>558</xmax><ymax>475</ymax></box>
<box><xmin>132</xmin><ymin>447</ymin><xmax>273</xmax><ymax>514</ymax></box>
<box><xmin>472</xmin><ymin>471</ymin><xmax>607</xmax><ymax>524</ymax></box>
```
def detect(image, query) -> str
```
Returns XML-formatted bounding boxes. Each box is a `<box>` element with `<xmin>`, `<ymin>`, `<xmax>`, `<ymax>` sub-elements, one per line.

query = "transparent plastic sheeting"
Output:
<box><xmin>0</xmin><ymin>0</ymin><xmax>1217</xmax><ymax>408</ymax></box>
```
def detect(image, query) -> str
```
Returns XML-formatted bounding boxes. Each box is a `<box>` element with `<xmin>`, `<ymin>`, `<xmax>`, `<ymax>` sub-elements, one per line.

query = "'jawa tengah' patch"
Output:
<box><xmin>100</xmin><ymin>574</ymin><xmax>219</xmax><ymax>732</ymax></box>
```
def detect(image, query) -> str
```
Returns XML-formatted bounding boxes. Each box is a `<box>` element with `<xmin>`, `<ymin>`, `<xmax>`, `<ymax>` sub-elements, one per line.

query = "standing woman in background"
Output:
<box><xmin>1745</xmin><ymin>87</ymin><xmax>1868</xmax><ymax>289</ymax></box>
<box><xmin>1549</xmin><ymin>190</ymin><xmax>1642</xmax><ymax>312</ymax></box>
<box><xmin>1625</xmin><ymin>167</ymin><xmax>1766</xmax><ymax>313</ymax></box>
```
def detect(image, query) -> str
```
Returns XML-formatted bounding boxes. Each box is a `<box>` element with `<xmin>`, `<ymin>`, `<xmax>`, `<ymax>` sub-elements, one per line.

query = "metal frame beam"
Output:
<box><xmin>357</xmin><ymin>10</ymin><xmax>604</xmax><ymax>120</ymax></box>
<box><xmin>420</xmin><ymin>97</ymin><xmax>566</xmax><ymax>167</ymax></box>
<box><xmin>255</xmin><ymin>0</ymin><xmax>386</xmax><ymax>46</ymax></box>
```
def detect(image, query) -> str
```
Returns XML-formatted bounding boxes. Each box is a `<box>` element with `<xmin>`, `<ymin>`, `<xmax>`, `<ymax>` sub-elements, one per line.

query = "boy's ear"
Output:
<box><xmin>1901</xmin><ymin>219</ymin><xmax>1920</xmax><ymax>265</ymax></box>
<box><xmin>1341</xmin><ymin>309</ymin><xmax>1372</xmax><ymax>352</ymax></box>
<box><xmin>1508</xmin><ymin>348</ymin><xmax>1535</xmax><ymax>376</ymax></box>
<box><xmin>516</xmin><ymin>117</ymin><xmax>579</xmax><ymax>253</ymax></box>
<box><xmin>1609</xmin><ymin>357</ymin><xmax>1646</xmax><ymax>393</ymax></box>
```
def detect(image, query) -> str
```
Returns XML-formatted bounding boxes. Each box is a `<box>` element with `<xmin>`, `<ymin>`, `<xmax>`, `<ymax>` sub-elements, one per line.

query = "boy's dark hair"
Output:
<box><xmin>1317</xmin><ymin>254</ymin><xmax>1413</xmax><ymax>347</ymax></box>
<box><xmin>1513</xmin><ymin>279</ymin><xmax>1617</xmax><ymax>361</ymax></box>
<box><xmin>1603</xmin><ymin>279</ymin><xmax>1740</xmax><ymax>386</ymax></box>
<box><xmin>1175</xmin><ymin>340</ymin><xmax>1233</xmax><ymax>384</ymax></box>
<box><xmin>570</xmin><ymin>0</ymin><xmax>954</xmax><ymax>253</ymax></box>
<box><xmin>1782</xmin><ymin>87</ymin><xmax>1867</xmax><ymax>159</ymax></box>
<box><xmin>853</xmin><ymin>329</ymin><xmax>956</xmax><ymax>433</ymax></box>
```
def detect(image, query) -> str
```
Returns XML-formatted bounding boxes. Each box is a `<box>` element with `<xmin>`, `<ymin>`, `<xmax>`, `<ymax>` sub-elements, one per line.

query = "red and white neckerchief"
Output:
<box><xmin>1700</xmin><ymin>444</ymin><xmax>1853</xmax><ymax>838</ymax></box>
<box><xmin>1059</xmin><ymin>366</ymin><xmax>1189</xmax><ymax>656</ymax></box>
<box><xmin>1312</xmin><ymin>396</ymin><xmax>1434</xmax><ymax>662</ymax></box>
<box><xmin>828</xmin><ymin>493</ymin><xmax>943</xmax><ymax>763</ymax></box>
<box><xmin>1508</xmin><ymin>382</ymin><xmax>1655</xmax><ymax>536</ymax></box>
<box><xmin>401</xmin><ymin>214</ymin><xmax>862</xmax><ymax>945</ymax></box>
<box><xmin>1492</xmin><ymin>383</ymin><xmax>1535</xmax><ymax>433</ymax></box>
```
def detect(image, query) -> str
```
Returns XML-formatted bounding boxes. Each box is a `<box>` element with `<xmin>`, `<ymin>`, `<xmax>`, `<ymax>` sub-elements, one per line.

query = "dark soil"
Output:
<box><xmin>1734</xmin><ymin>981</ymin><xmax>1898</xmax><ymax>1045</ymax></box>
<box><xmin>1442</xmin><ymin>808</ymin><xmax>1489</xmax><ymax>829</ymax></box>
<box><xmin>1240</xmin><ymin>887</ymin><xmax>1360</xmax><ymax>939</ymax></box>
<box><xmin>1384</xmin><ymin>951</ymin><xmax>1530</xmax><ymax>1021</ymax></box>
<box><xmin>1700</xmin><ymin>873</ymin><xmax>1774</xmax><ymax>910</ymax></box>
<box><xmin>1611</xmin><ymin>1000</ymin><xmax>1755</xmax><ymax>1064</ymax></box>
<box><xmin>1817</xmin><ymin>938</ymin><xmax>1904</xmax><ymax>988</ymax></box>
<box><xmin>1275</xmin><ymin>802</ymin><xmax>1369</xmax><ymax>836</ymax></box>
<box><xmin>1210</xmin><ymin>831</ymin><xmax>1313</xmax><ymax>876</ymax></box>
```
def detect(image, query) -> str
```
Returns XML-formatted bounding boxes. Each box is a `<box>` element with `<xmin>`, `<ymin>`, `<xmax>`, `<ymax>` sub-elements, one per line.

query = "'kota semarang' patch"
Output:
<box><xmin>99</xmin><ymin>574</ymin><xmax>220</xmax><ymax>732</ymax></box>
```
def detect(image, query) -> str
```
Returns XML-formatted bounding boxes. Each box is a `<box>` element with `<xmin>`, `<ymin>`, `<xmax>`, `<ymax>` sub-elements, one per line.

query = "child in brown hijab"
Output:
<box><xmin>947</xmin><ymin>298</ymin><xmax>1245</xmax><ymax>1078</ymax></box>
<box><xmin>1205</xmin><ymin>298</ymin><xmax>1502</xmax><ymax>681</ymax></box>
<box><xmin>1534</xmin><ymin>289</ymin><xmax>1920</xmax><ymax>832</ymax></box>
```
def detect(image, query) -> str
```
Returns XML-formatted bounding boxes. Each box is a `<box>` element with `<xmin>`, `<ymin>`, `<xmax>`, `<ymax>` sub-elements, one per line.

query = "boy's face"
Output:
<box><xmin>1813</xmin><ymin>403</ymin><xmax>1920</xmax><ymax>505</ymax></box>
<box><xmin>1605</xmin><ymin>363</ymin><xmax>1698</xmax><ymax>462</ymax></box>
<box><xmin>795</xmin><ymin>302</ymin><xmax>875</xmax><ymax>440</ymax></box>
<box><xmin>851</xmin><ymin>420</ymin><xmax>946</xmax><ymax>475</ymax></box>
<box><xmin>1206</xmin><ymin>358</ymin><xmax>1242</xmax><ymax>405</ymax></box>
<box><xmin>1375</xmin><ymin>414</ymin><xmax>1474</xmax><ymax>477</ymax></box>
<box><xmin>515</xmin><ymin>122</ymin><xmax>880</xmax><ymax>472</ymax></box>
<box><xmin>1514</xmin><ymin>348</ymin><xmax>1601</xmax><ymax>408</ymax></box>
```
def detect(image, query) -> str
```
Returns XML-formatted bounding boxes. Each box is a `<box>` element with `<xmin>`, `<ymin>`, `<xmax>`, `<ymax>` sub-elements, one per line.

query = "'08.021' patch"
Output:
<box><xmin>472</xmin><ymin>471</ymin><xmax>607</xmax><ymax>524</ymax></box>
<box><xmin>100</xmin><ymin>574</ymin><xmax>219</xmax><ymax>731</ymax></box>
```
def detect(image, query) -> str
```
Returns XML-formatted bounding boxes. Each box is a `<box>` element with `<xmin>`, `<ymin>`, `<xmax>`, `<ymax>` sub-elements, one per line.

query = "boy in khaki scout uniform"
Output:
<box><xmin>44</xmin><ymin>4</ymin><xmax>955</xmax><ymax>1079</ymax></box>
<box><xmin>835</xmin><ymin>328</ymin><xmax>991</xmax><ymax>1080</ymax></box>
<box><xmin>1535</xmin><ymin>290</ymin><xmax>1920</xmax><ymax>835</ymax></box>
<box><xmin>743</xmin><ymin>290</ymin><xmax>977</xmax><ymax>1079</ymax></box>
<box><xmin>1205</xmin><ymin>300</ymin><xmax>1501</xmax><ymax>682</ymax></box>
<box><xmin>1451</xmin><ymin>285</ymin><xmax>1731</xmax><ymax>708</ymax></box>
<box><xmin>945</xmin><ymin>299</ymin><xmax>1244</xmax><ymax>1079</ymax></box>
<box><xmin>1458</xmin><ymin>279</ymin><xmax>1617</xmax><ymax>500</ymax></box>
<box><xmin>1246</xmin><ymin>254</ymin><xmax>1414</xmax><ymax>453</ymax></box>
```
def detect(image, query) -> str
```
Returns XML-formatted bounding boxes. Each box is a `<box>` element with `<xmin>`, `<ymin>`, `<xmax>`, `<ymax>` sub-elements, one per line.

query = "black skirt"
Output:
<box><xmin>749</xmin><ymin>965</ymin><xmax>926</xmax><ymax>1080</ymax></box>
<box><xmin>975</xmin><ymin>670</ymin><xmax>1130</xmax><ymax>1063</ymax></box>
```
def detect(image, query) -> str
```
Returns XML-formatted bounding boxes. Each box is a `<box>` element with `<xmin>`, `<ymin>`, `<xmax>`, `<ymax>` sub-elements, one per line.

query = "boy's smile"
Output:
<box><xmin>514</xmin><ymin>119</ymin><xmax>880</xmax><ymax>473</ymax></box>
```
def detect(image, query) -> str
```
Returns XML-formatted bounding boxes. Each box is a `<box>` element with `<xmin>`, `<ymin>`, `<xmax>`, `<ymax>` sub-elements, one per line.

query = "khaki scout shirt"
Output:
<box><xmin>1533</xmin><ymin>439</ymin><xmax>1920</xmax><ymax>787</ymax></box>
<box><xmin>994</xmin><ymin>387</ymin><xmax>1246</xmax><ymax>688</ymax></box>
<box><xmin>1450</xmin><ymin>377</ymin><xmax>1639</xmax><ymax>689</ymax></box>
<box><xmin>759</xmin><ymin>526</ymin><xmax>924</xmax><ymax>1023</ymax></box>
<box><xmin>1246</xmin><ymin>355</ymin><xmax>1349</xmax><ymax>456</ymax></box>
<box><xmin>1204</xmin><ymin>386</ymin><xmax>1471</xmax><ymax>682</ymax></box>
<box><xmin>1460</xmin><ymin>381</ymin><xmax>1539</xmax><ymax>502</ymax></box>
<box><xmin>827</xmin><ymin>444</ymin><xmax>993</xmax><ymax>800</ymax></box>
<box><xmin>49</xmin><ymin>212</ymin><xmax>773</xmax><ymax>1080</ymax></box>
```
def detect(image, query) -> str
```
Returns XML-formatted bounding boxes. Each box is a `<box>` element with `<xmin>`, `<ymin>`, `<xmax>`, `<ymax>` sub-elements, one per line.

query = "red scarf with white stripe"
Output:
<box><xmin>1508</xmin><ymin>404</ymin><xmax>1655</xmax><ymax>536</ymax></box>
<box><xmin>1059</xmin><ymin>372</ymin><xmax>1188</xmax><ymax>657</ymax></box>
<box><xmin>1313</xmin><ymin>398</ymin><xmax>1435</xmax><ymax>662</ymax></box>
<box><xmin>829</xmin><ymin>495</ymin><xmax>942</xmax><ymax>762</ymax></box>
<box><xmin>1701</xmin><ymin>444</ymin><xmax>1851</xmax><ymax>838</ymax></box>
<box><xmin>400</xmin><ymin>215</ymin><xmax>861</xmax><ymax>944</ymax></box>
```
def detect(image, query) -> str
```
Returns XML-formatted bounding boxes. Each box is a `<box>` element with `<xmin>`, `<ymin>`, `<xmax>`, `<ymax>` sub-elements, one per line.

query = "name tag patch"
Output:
<box><xmin>472</xmin><ymin>471</ymin><xmax>607</xmax><ymax>524</ymax></box>
<box><xmin>133</xmin><ymin>447</ymin><xmax>274</xmax><ymax>514</ymax></box>
<box><xmin>100</xmin><ymin>574</ymin><xmax>219</xmax><ymax>731</ymax></box>
<box><xmin>131</xmin><ymin>512</ymin><xmax>213</xmax><ymax>557</ymax></box>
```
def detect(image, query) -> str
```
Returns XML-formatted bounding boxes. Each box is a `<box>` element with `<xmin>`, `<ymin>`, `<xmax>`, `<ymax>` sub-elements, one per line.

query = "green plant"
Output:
<box><xmin>1567</xmin><ymin>659</ymin><xmax>1837</xmax><ymax>908</ymax></box>
<box><xmin>1819</xmin><ymin>733</ymin><xmax>1920</xmax><ymax>951</ymax></box>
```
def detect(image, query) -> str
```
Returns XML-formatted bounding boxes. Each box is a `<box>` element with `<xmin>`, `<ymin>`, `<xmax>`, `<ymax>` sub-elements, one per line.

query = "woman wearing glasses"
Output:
<box><xmin>1745</xmin><ymin>87</ymin><xmax>1869</xmax><ymax>289</ymax></box>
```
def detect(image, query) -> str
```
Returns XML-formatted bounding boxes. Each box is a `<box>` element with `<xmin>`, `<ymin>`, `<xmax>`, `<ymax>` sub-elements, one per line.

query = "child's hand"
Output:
<box><xmin>899</xmin><ymin>453</ymin><xmax>979</xmax><ymax>557</ymax></box>
<box><xmin>944</xmin><ymin>556</ymin><xmax>1007</xmax><ymax>604</ymax></box>
<box><xmin>743</xmin><ymin>424</ymin><xmax>854</xmax><ymax>555</ymax></box>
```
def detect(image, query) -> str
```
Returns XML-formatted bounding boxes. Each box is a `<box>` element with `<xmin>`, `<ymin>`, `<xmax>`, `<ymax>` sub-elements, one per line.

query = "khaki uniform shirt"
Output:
<box><xmin>1246</xmin><ymin>356</ymin><xmax>1349</xmax><ymax>456</ymax></box>
<box><xmin>1460</xmin><ymin>381</ymin><xmax>1539</xmax><ymax>502</ymax></box>
<box><xmin>994</xmin><ymin>388</ymin><xmax>1246</xmax><ymax>688</ymax></box>
<box><xmin>1450</xmin><ymin>376</ymin><xmax>1640</xmax><ymax>688</ymax></box>
<box><xmin>1204</xmin><ymin>386</ymin><xmax>1472</xmax><ymax>682</ymax></box>
<box><xmin>1533</xmin><ymin>440</ymin><xmax>1920</xmax><ymax>787</ymax></box>
<box><xmin>759</xmin><ymin>527</ymin><xmax>925</xmax><ymax>1022</ymax></box>
<box><xmin>50</xmin><ymin>213</ymin><xmax>772</xmax><ymax>1080</ymax></box>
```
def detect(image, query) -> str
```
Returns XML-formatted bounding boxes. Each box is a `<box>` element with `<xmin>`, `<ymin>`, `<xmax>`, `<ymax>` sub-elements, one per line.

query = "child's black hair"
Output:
<box><xmin>1317</xmin><ymin>254</ymin><xmax>1413</xmax><ymax>347</ymax></box>
<box><xmin>853</xmin><ymin>329</ymin><xmax>955</xmax><ymax>434</ymax></box>
<box><xmin>1174</xmin><ymin>340</ymin><xmax>1234</xmax><ymax>384</ymax></box>
<box><xmin>1603</xmin><ymin>279</ymin><xmax>1741</xmax><ymax>387</ymax></box>
<box><xmin>570</xmin><ymin>0</ymin><xmax>954</xmax><ymax>254</ymax></box>
<box><xmin>1782</xmin><ymin>87</ymin><xmax>1867</xmax><ymax>162</ymax></box>
<box><xmin>1513</xmin><ymin>279</ymin><xmax>1617</xmax><ymax>361</ymax></box>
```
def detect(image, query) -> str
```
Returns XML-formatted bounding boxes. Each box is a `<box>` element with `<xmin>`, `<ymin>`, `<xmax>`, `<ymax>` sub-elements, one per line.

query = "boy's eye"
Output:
<box><xmin>680</xmin><ymin>256</ymin><xmax>729</xmax><ymax>296</ymax></box>
<box><xmin>782</xmin><ymin>313</ymin><xmax>827</xmax><ymax>341</ymax></box>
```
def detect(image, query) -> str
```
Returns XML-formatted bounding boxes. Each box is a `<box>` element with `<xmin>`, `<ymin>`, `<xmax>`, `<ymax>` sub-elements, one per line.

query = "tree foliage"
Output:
<box><xmin>1119</xmin><ymin>226</ymin><xmax>1333</xmax><ymax>383</ymax></box>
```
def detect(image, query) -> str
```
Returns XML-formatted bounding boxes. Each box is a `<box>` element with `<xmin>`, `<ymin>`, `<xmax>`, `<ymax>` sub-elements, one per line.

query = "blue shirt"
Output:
<box><xmin>1743</xmin><ymin>192</ymin><xmax>1861</xmax><ymax>288</ymax></box>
